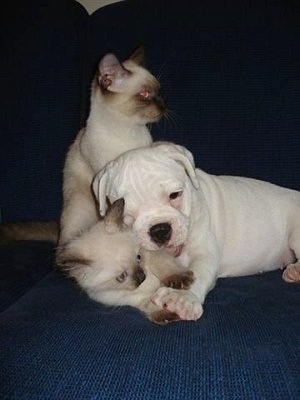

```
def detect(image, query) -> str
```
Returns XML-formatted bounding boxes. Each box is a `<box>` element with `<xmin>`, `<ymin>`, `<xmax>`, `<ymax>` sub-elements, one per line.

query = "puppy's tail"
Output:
<box><xmin>0</xmin><ymin>221</ymin><xmax>59</xmax><ymax>245</ymax></box>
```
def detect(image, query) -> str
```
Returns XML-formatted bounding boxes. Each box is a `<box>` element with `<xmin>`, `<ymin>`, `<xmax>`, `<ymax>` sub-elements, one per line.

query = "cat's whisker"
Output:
<box><xmin>164</xmin><ymin>109</ymin><xmax>181</xmax><ymax>130</ymax></box>
<box><xmin>157</xmin><ymin>59</ymin><xmax>169</xmax><ymax>83</ymax></box>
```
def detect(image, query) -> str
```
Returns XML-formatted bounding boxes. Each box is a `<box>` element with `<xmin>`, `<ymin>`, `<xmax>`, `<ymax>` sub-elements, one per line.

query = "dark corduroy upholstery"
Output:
<box><xmin>1</xmin><ymin>1</ymin><xmax>299</xmax><ymax>399</ymax></box>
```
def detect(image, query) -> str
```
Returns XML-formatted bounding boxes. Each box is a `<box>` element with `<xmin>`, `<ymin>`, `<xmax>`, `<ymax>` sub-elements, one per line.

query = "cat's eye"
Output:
<box><xmin>139</xmin><ymin>90</ymin><xmax>150</xmax><ymax>99</ymax></box>
<box><xmin>116</xmin><ymin>271</ymin><xmax>128</xmax><ymax>283</ymax></box>
<box><xmin>169</xmin><ymin>191</ymin><xmax>183</xmax><ymax>200</ymax></box>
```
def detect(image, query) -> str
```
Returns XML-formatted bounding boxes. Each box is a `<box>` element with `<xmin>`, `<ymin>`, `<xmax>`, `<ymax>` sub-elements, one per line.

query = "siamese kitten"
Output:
<box><xmin>57</xmin><ymin>199</ymin><xmax>194</xmax><ymax>324</ymax></box>
<box><xmin>0</xmin><ymin>46</ymin><xmax>165</xmax><ymax>245</ymax></box>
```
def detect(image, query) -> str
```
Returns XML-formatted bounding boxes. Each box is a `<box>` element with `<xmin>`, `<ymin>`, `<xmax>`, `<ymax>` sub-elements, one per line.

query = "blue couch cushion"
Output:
<box><xmin>0</xmin><ymin>243</ymin><xmax>299</xmax><ymax>399</ymax></box>
<box><xmin>0</xmin><ymin>241</ymin><xmax>54</xmax><ymax>312</ymax></box>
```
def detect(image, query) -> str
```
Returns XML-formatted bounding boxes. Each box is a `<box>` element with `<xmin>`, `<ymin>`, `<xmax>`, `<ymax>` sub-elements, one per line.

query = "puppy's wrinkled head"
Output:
<box><xmin>93</xmin><ymin>143</ymin><xmax>199</xmax><ymax>256</ymax></box>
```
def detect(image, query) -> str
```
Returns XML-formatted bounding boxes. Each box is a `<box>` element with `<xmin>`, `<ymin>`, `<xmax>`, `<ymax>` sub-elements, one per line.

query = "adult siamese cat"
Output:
<box><xmin>59</xmin><ymin>46</ymin><xmax>166</xmax><ymax>246</ymax></box>
<box><xmin>1</xmin><ymin>46</ymin><xmax>165</xmax><ymax>245</ymax></box>
<box><xmin>57</xmin><ymin>199</ymin><xmax>194</xmax><ymax>324</ymax></box>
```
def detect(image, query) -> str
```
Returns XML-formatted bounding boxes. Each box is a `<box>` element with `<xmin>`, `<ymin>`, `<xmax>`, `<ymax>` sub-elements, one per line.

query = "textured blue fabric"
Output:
<box><xmin>1</xmin><ymin>253</ymin><xmax>299</xmax><ymax>399</ymax></box>
<box><xmin>1</xmin><ymin>1</ymin><xmax>300</xmax><ymax>399</ymax></box>
<box><xmin>0</xmin><ymin>241</ymin><xmax>54</xmax><ymax>312</ymax></box>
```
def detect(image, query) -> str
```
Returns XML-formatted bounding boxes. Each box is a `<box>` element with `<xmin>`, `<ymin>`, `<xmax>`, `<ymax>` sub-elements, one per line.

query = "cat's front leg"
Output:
<box><xmin>142</xmin><ymin>301</ymin><xmax>180</xmax><ymax>325</ymax></box>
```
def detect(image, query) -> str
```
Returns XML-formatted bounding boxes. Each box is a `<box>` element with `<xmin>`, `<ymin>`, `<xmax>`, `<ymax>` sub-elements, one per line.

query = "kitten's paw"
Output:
<box><xmin>148</xmin><ymin>310</ymin><xmax>180</xmax><ymax>325</ymax></box>
<box><xmin>162</xmin><ymin>270</ymin><xmax>194</xmax><ymax>289</ymax></box>
<box><xmin>151</xmin><ymin>288</ymin><xmax>203</xmax><ymax>321</ymax></box>
<box><xmin>282</xmin><ymin>262</ymin><xmax>300</xmax><ymax>283</ymax></box>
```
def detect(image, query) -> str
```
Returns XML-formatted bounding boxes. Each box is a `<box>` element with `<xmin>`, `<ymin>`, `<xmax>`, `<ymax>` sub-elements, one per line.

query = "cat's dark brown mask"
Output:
<box><xmin>95</xmin><ymin>46</ymin><xmax>166</xmax><ymax>123</ymax></box>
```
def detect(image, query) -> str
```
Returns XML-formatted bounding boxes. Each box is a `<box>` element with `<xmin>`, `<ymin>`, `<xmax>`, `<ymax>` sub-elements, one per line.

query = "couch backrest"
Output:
<box><xmin>88</xmin><ymin>0</ymin><xmax>299</xmax><ymax>187</ymax></box>
<box><xmin>1</xmin><ymin>0</ymin><xmax>299</xmax><ymax>223</ymax></box>
<box><xmin>0</xmin><ymin>0</ymin><xmax>88</xmax><ymax>223</ymax></box>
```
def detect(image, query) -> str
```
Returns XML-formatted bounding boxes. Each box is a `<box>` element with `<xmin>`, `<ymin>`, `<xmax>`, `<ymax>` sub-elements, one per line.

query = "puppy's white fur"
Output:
<box><xmin>93</xmin><ymin>142</ymin><xmax>300</xmax><ymax>320</ymax></box>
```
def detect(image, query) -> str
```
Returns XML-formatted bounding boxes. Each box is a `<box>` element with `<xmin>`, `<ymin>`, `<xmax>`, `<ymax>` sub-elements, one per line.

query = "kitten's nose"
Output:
<box><xmin>149</xmin><ymin>223</ymin><xmax>172</xmax><ymax>245</ymax></box>
<box><xmin>133</xmin><ymin>267</ymin><xmax>146</xmax><ymax>286</ymax></box>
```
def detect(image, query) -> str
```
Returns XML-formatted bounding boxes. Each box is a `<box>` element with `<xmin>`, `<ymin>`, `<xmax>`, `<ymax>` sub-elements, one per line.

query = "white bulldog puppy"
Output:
<box><xmin>93</xmin><ymin>142</ymin><xmax>300</xmax><ymax>321</ymax></box>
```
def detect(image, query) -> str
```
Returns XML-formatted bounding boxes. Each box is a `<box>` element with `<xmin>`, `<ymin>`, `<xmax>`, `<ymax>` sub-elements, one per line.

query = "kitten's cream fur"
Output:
<box><xmin>57</xmin><ymin>199</ymin><xmax>194</xmax><ymax>324</ymax></box>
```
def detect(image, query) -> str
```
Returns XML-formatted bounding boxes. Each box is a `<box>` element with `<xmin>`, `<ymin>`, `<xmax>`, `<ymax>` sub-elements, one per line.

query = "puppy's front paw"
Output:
<box><xmin>151</xmin><ymin>288</ymin><xmax>203</xmax><ymax>321</ymax></box>
<box><xmin>282</xmin><ymin>262</ymin><xmax>300</xmax><ymax>283</ymax></box>
<box><xmin>162</xmin><ymin>271</ymin><xmax>194</xmax><ymax>289</ymax></box>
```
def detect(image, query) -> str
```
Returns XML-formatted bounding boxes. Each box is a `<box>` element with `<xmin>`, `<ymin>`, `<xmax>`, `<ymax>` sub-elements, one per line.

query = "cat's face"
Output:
<box><xmin>57</xmin><ymin>199</ymin><xmax>146</xmax><ymax>292</ymax></box>
<box><xmin>95</xmin><ymin>46</ymin><xmax>166</xmax><ymax>124</ymax></box>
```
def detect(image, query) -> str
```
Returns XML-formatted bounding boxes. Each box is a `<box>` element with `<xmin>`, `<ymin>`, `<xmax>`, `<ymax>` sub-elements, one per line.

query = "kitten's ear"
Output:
<box><xmin>104</xmin><ymin>198</ymin><xmax>125</xmax><ymax>233</ymax></box>
<box><xmin>56</xmin><ymin>245</ymin><xmax>91</xmax><ymax>276</ymax></box>
<box><xmin>128</xmin><ymin>45</ymin><xmax>145</xmax><ymax>66</ymax></box>
<box><xmin>98</xmin><ymin>53</ymin><xmax>129</xmax><ymax>90</ymax></box>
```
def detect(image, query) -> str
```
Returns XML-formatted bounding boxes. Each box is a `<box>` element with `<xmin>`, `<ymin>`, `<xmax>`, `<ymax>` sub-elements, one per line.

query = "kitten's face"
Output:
<box><xmin>69</xmin><ymin>231</ymin><xmax>144</xmax><ymax>293</ymax></box>
<box><xmin>96</xmin><ymin>47</ymin><xmax>166</xmax><ymax>124</ymax></box>
<box><xmin>57</xmin><ymin>199</ymin><xmax>146</xmax><ymax>293</ymax></box>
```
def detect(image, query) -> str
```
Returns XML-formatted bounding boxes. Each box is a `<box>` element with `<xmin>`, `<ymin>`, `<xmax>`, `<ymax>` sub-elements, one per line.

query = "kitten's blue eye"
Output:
<box><xmin>116</xmin><ymin>271</ymin><xmax>128</xmax><ymax>283</ymax></box>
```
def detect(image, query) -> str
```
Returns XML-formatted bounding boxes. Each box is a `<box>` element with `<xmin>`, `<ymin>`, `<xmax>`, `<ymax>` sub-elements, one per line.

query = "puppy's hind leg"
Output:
<box><xmin>282</xmin><ymin>227</ymin><xmax>300</xmax><ymax>284</ymax></box>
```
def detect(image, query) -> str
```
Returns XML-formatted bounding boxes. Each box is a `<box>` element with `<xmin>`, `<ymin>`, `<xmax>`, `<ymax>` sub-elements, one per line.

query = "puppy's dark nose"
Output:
<box><xmin>133</xmin><ymin>267</ymin><xmax>146</xmax><ymax>286</ymax></box>
<box><xmin>149</xmin><ymin>223</ymin><xmax>172</xmax><ymax>245</ymax></box>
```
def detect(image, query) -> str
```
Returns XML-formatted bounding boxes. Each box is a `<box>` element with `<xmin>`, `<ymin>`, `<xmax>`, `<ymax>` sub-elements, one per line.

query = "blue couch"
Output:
<box><xmin>1</xmin><ymin>1</ymin><xmax>299</xmax><ymax>398</ymax></box>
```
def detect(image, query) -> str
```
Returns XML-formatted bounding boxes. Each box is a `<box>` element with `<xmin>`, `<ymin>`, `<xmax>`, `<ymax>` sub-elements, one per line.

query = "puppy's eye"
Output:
<box><xmin>169</xmin><ymin>191</ymin><xmax>182</xmax><ymax>200</ymax></box>
<box><xmin>116</xmin><ymin>271</ymin><xmax>128</xmax><ymax>283</ymax></box>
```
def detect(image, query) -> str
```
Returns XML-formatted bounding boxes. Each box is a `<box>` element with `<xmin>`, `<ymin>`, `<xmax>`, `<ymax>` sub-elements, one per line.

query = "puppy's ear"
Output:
<box><xmin>98</xmin><ymin>52</ymin><xmax>129</xmax><ymax>91</ymax></box>
<box><xmin>92</xmin><ymin>167</ymin><xmax>109</xmax><ymax>217</ymax></box>
<box><xmin>173</xmin><ymin>152</ymin><xmax>199</xmax><ymax>189</ymax></box>
<box><xmin>104</xmin><ymin>198</ymin><xmax>125</xmax><ymax>233</ymax></box>
<box><xmin>153</xmin><ymin>142</ymin><xmax>199</xmax><ymax>189</ymax></box>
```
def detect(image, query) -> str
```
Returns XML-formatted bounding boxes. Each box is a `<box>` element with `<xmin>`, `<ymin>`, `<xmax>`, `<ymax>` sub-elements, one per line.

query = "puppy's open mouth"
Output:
<box><xmin>166</xmin><ymin>244</ymin><xmax>184</xmax><ymax>257</ymax></box>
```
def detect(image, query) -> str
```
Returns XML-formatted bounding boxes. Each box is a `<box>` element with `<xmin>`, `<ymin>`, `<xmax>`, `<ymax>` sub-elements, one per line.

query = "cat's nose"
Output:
<box><xmin>154</xmin><ymin>95</ymin><xmax>166</xmax><ymax>112</ymax></box>
<box><xmin>133</xmin><ymin>267</ymin><xmax>146</xmax><ymax>285</ymax></box>
<box><xmin>149</xmin><ymin>222</ymin><xmax>172</xmax><ymax>245</ymax></box>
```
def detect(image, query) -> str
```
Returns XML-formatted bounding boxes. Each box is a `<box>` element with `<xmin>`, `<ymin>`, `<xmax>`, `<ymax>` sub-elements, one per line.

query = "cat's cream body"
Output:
<box><xmin>59</xmin><ymin>48</ymin><xmax>164</xmax><ymax>245</ymax></box>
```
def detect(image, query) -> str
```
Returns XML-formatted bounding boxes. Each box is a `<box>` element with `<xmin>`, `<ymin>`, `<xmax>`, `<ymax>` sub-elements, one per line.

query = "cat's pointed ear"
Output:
<box><xmin>128</xmin><ymin>45</ymin><xmax>145</xmax><ymax>66</ymax></box>
<box><xmin>104</xmin><ymin>198</ymin><xmax>125</xmax><ymax>233</ymax></box>
<box><xmin>98</xmin><ymin>53</ymin><xmax>129</xmax><ymax>90</ymax></box>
